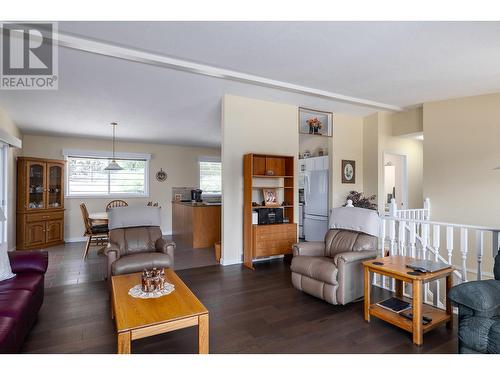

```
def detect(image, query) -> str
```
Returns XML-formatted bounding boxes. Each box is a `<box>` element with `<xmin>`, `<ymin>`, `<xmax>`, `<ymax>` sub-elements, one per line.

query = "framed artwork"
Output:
<box><xmin>342</xmin><ymin>160</ymin><xmax>356</xmax><ymax>184</ymax></box>
<box><xmin>298</xmin><ymin>107</ymin><xmax>333</xmax><ymax>137</ymax></box>
<box><xmin>262</xmin><ymin>188</ymin><xmax>279</xmax><ymax>207</ymax></box>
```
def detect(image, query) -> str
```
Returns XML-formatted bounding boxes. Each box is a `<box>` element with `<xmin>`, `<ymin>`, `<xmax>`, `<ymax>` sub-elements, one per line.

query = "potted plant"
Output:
<box><xmin>344</xmin><ymin>191</ymin><xmax>377</xmax><ymax>210</ymax></box>
<box><xmin>306</xmin><ymin>117</ymin><xmax>322</xmax><ymax>134</ymax></box>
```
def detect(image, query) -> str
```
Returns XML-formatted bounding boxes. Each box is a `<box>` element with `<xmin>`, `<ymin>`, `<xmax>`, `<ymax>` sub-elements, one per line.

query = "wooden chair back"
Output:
<box><xmin>80</xmin><ymin>203</ymin><xmax>92</xmax><ymax>235</ymax></box>
<box><xmin>106</xmin><ymin>200</ymin><xmax>128</xmax><ymax>211</ymax></box>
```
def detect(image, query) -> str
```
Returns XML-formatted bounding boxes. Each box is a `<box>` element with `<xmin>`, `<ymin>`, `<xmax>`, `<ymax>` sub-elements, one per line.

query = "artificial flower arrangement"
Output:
<box><xmin>306</xmin><ymin>117</ymin><xmax>323</xmax><ymax>130</ymax></box>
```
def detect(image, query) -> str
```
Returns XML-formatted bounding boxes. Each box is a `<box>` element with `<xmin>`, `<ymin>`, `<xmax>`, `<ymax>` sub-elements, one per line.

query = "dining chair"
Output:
<box><xmin>106</xmin><ymin>199</ymin><xmax>128</xmax><ymax>211</ymax></box>
<box><xmin>80</xmin><ymin>203</ymin><xmax>109</xmax><ymax>259</ymax></box>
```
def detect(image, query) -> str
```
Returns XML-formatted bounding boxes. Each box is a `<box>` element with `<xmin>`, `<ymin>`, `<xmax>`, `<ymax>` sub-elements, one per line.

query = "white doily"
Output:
<box><xmin>128</xmin><ymin>282</ymin><xmax>175</xmax><ymax>299</ymax></box>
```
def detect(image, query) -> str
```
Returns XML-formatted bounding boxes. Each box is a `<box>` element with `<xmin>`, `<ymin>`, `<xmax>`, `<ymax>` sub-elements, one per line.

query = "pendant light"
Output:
<box><xmin>104</xmin><ymin>122</ymin><xmax>123</xmax><ymax>171</ymax></box>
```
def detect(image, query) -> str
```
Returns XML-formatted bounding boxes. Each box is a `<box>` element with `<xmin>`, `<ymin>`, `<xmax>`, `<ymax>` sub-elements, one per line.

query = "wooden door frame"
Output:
<box><xmin>383</xmin><ymin>151</ymin><xmax>408</xmax><ymax>209</ymax></box>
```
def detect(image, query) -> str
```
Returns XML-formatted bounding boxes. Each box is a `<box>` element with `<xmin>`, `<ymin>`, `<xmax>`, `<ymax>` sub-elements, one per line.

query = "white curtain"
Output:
<box><xmin>0</xmin><ymin>143</ymin><xmax>6</xmax><ymax>251</ymax></box>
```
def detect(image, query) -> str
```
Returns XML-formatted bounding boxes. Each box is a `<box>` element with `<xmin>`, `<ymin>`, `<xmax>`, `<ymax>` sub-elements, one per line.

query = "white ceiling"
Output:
<box><xmin>2</xmin><ymin>21</ymin><xmax>500</xmax><ymax>147</ymax></box>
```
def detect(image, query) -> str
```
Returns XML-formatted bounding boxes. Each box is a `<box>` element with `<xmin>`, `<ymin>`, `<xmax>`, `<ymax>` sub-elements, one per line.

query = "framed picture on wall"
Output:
<box><xmin>298</xmin><ymin>107</ymin><xmax>333</xmax><ymax>137</ymax></box>
<box><xmin>342</xmin><ymin>160</ymin><xmax>356</xmax><ymax>184</ymax></box>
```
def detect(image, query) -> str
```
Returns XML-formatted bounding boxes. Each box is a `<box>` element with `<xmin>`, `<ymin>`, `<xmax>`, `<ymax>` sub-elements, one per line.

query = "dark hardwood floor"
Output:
<box><xmin>22</xmin><ymin>255</ymin><xmax>458</xmax><ymax>354</ymax></box>
<box><xmin>43</xmin><ymin>237</ymin><xmax>217</xmax><ymax>288</ymax></box>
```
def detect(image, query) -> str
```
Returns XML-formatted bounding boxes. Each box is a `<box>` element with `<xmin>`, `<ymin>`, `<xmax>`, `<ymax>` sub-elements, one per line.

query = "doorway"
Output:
<box><xmin>383</xmin><ymin>152</ymin><xmax>408</xmax><ymax>211</ymax></box>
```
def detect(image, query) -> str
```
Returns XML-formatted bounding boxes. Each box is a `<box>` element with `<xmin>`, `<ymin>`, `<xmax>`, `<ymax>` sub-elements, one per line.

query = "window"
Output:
<box><xmin>64</xmin><ymin>150</ymin><xmax>150</xmax><ymax>197</ymax></box>
<box><xmin>199</xmin><ymin>157</ymin><xmax>221</xmax><ymax>195</ymax></box>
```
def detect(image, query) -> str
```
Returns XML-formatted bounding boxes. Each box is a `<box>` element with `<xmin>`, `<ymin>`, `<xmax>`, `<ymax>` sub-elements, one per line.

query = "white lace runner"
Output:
<box><xmin>128</xmin><ymin>282</ymin><xmax>175</xmax><ymax>299</ymax></box>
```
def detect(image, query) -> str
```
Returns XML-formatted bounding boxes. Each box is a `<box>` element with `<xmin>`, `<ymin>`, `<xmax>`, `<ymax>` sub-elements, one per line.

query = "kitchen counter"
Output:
<box><xmin>172</xmin><ymin>201</ymin><xmax>221</xmax><ymax>249</ymax></box>
<box><xmin>171</xmin><ymin>201</ymin><xmax>221</xmax><ymax>207</ymax></box>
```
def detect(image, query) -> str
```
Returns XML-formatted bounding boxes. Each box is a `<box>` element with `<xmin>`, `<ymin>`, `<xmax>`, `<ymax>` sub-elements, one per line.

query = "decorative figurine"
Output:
<box><xmin>141</xmin><ymin>267</ymin><xmax>166</xmax><ymax>293</ymax></box>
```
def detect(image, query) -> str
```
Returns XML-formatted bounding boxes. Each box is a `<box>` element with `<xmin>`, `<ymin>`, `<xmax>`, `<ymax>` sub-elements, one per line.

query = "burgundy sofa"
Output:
<box><xmin>0</xmin><ymin>251</ymin><xmax>48</xmax><ymax>353</ymax></box>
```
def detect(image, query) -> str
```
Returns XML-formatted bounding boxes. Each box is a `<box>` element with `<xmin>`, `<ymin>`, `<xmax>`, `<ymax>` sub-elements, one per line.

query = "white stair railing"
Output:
<box><xmin>347</xmin><ymin>199</ymin><xmax>499</xmax><ymax>308</ymax></box>
<box><xmin>376</xmin><ymin>198</ymin><xmax>500</xmax><ymax>308</ymax></box>
<box><xmin>389</xmin><ymin>197</ymin><xmax>431</xmax><ymax>221</ymax></box>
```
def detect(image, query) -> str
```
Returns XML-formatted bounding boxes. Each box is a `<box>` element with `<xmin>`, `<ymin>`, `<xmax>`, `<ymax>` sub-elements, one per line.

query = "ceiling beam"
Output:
<box><xmin>4</xmin><ymin>25</ymin><xmax>403</xmax><ymax>111</ymax></box>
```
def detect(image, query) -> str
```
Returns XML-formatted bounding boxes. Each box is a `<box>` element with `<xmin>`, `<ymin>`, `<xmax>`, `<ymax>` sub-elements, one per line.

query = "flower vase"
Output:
<box><xmin>309</xmin><ymin>125</ymin><xmax>314</xmax><ymax>134</ymax></box>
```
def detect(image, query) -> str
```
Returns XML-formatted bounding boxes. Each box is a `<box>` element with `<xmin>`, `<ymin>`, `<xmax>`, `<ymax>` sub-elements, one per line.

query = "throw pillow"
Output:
<box><xmin>0</xmin><ymin>245</ymin><xmax>15</xmax><ymax>282</ymax></box>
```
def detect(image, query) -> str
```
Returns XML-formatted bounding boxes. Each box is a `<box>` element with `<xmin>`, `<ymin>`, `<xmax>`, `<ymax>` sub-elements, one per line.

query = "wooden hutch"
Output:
<box><xmin>16</xmin><ymin>157</ymin><xmax>66</xmax><ymax>250</ymax></box>
<box><xmin>243</xmin><ymin>153</ymin><xmax>297</xmax><ymax>269</ymax></box>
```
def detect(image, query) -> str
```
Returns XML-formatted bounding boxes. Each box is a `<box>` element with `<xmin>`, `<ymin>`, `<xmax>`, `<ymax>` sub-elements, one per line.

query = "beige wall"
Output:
<box><xmin>363</xmin><ymin>111</ymin><xmax>424</xmax><ymax>213</ymax></box>
<box><xmin>332</xmin><ymin>114</ymin><xmax>364</xmax><ymax>207</ymax></box>
<box><xmin>0</xmin><ymin>108</ymin><xmax>22</xmax><ymax>251</ymax></box>
<box><xmin>221</xmin><ymin>94</ymin><xmax>365</xmax><ymax>264</ymax></box>
<box><xmin>362</xmin><ymin>113</ymin><xmax>379</xmax><ymax>199</ymax></box>
<box><xmin>221</xmin><ymin>94</ymin><xmax>299</xmax><ymax>264</ymax></box>
<box><xmin>379</xmin><ymin>112</ymin><xmax>423</xmax><ymax>210</ymax></box>
<box><xmin>390</xmin><ymin>107</ymin><xmax>423</xmax><ymax>136</ymax></box>
<box><xmin>21</xmin><ymin>134</ymin><xmax>220</xmax><ymax>241</ymax></box>
<box><xmin>0</xmin><ymin>108</ymin><xmax>22</xmax><ymax>141</ymax></box>
<box><xmin>423</xmin><ymin>93</ymin><xmax>500</xmax><ymax>226</ymax></box>
<box><xmin>423</xmin><ymin>93</ymin><xmax>500</xmax><ymax>275</ymax></box>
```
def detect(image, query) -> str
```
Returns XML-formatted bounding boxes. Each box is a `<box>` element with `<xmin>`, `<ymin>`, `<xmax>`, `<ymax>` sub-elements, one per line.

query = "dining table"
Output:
<box><xmin>89</xmin><ymin>211</ymin><xmax>108</xmax><ymax>225</ymax></box>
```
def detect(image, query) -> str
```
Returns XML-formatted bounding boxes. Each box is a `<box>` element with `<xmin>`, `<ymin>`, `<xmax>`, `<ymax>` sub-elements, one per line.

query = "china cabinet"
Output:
<box><xmin>16</xmin><ymin>157</ymin><xmax>66</xmax><ymax>250</ymax></box>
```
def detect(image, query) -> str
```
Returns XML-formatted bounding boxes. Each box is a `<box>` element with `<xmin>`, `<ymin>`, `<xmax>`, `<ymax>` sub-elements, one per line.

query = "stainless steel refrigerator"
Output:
<box><xmin>303</xmin><ymin>169</ymin><xmax>329</xmax><ymax>241</ymax></box>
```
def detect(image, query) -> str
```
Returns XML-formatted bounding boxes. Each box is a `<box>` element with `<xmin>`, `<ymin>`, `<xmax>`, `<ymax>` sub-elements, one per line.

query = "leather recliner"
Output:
<box><xmin>291</xmin><ymin>207</ymin><xmax>379</xmax><ymax>305</ymax></box>
<box><xmin>449</xmin><ymin>252</ymin><xmax>500</xmax><ymax>353</ymax></box>
<box><xmin>104</xmin><ymin>206</ymin><xmax>175</xmax><ymax>280</ymax></box>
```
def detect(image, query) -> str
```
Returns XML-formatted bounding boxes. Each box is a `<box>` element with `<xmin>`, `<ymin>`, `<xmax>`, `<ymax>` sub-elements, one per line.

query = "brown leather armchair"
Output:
<box><xmin>291</xmin><ymin>207</ymin><xmax>379</xmax><ymax>305</ymax></box>
<box><xmin>104</xmin><ymin>206</ymin><xmax>175</xmax><ymax>280</ymax></box>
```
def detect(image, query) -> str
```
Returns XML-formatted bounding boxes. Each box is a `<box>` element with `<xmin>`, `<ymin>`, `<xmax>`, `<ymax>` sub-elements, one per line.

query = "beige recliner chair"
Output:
<box><xmin>291</xmin><ymin>207</ymin><xmax>379</xmax><ymax>305</ymax></box>
<box><xmin>104</xmin><ymin>206</ymin><xmax>175</xmax><ymax>280</ymax></box>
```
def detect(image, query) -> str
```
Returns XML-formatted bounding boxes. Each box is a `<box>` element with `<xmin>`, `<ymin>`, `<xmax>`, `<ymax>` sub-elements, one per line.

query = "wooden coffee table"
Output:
<box><xmin>111</xmin><ymin>270</ymin><xmax>209</xmax><ymax>354</ymax></box>
<box><xmin>363</xmin><ymin>256</ymin><xmax>454</xmax><ymax>346</ymax></box>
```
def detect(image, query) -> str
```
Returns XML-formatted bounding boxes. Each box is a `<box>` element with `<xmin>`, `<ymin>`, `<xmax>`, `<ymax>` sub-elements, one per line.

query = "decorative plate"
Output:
<box><xmin>128</xmin><ymin>282</ymin><xmax>175</xmax><ymax>299</ymax></box>
<box><xmin>156</xmin><ymin>168</ymin><xmax>167</xmax><ymax>182</ymax></box>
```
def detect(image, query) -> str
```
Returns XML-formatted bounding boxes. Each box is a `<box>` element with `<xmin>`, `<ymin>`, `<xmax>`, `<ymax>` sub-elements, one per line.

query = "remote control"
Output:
<box><xmin>399</xmin><ymin>311</ymin><xmax>432</xmax><ymax>324</ymax></box>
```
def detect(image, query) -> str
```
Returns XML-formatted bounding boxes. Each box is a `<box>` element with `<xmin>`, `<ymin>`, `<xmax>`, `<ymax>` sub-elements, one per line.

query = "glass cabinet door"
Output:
<box><xmin>47</xmin><ymin>163</ymin><xmax>63</xmax><ymax>209</ymax></box>
<box><xmin>27</xmin><ymin>162</ymin><xmax>46</xmax><ymax>210</ymax></box>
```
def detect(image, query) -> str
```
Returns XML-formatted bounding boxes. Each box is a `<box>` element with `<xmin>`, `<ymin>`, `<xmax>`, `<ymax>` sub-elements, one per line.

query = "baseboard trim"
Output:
<box><xmin>220</xmin><ymin>254</ymin><xmax>284</xmax><ymax>266</ymax></box>
<box><xmin>220</xmin><ymin>258</ymin><xmax>243</xmax><ymax>266</ymax></box>
<box><xmin>252</xmin><ymin>255</ymin><xmax>284</xmax><ymax>263</ymax></box>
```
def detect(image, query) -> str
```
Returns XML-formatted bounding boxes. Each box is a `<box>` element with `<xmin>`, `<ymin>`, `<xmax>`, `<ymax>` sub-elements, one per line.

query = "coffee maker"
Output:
<box><xmin>191</xmin><ymin>189</ymin><xmax>203</xmax><ymax>202</ymax></box>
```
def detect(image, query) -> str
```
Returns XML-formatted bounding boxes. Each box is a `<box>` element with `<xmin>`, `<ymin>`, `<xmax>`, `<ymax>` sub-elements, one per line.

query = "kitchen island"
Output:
<box><xmin>171</xmin><ymin>201</ymin><xmax>221</xmax><ymax>249</ymax></box>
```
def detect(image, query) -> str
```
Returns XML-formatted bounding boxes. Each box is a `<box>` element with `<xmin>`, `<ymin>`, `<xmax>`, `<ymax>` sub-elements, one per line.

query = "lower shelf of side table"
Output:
<box><xmin>369</xmin><ymin>302</ymin><xmax>451</xmax><ymax>334</ymax></box>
